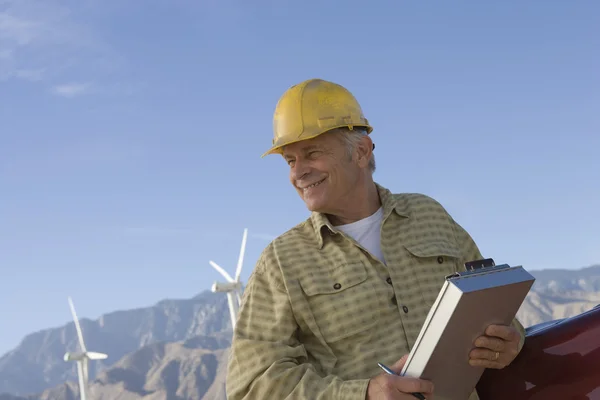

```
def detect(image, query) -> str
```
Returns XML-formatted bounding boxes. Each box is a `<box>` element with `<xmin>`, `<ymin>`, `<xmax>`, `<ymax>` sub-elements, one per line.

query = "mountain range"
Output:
<box><xmin>1</xmin><ymin>264</ymin><xmax>598</xmax><ymax>399</ymax></box>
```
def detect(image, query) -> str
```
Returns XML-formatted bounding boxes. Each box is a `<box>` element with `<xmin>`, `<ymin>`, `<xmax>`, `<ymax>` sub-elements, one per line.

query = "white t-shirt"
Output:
<box><xmin>335</xmin><ymin>207</ymin><xmax>386</xmax><ymax>264</ymax></box>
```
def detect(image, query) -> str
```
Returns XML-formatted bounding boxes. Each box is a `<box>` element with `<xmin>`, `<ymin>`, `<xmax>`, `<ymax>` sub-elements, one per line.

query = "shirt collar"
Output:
<box><xmin>309</xmin><ymin>182</ymin><xmax>410</xmax><ymax>249</ymax></box>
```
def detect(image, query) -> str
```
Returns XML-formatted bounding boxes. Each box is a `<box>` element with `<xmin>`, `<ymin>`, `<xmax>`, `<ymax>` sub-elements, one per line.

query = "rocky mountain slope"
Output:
<box><xmin>527</xmin><ymin>264</ymin><xmax>600</xmax><ymax>292</ymax></box>
<box><xmin>515</xmin><ymin>264</ymin><xmax>600</xmax><ymax>326</ymax></box>
<box><xmin>0</xmin><ymin>291</ymin><xmax>231</xmax><ymax>396</ymax></box>
<box><xmin>1</xmin><ymin>264</ymin><xmax>598</xmax><ymax>399</ymax></box>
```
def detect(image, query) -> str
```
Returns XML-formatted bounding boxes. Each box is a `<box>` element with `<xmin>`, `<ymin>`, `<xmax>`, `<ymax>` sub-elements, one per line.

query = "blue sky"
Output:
<box><xmin>0</xmin><ymin>0</ymin><xmax>598</xmax><ymax>356</ymax></box>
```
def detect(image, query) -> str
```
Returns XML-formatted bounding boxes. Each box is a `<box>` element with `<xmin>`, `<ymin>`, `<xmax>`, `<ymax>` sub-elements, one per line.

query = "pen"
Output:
<box><xmin>377</xmin><ymin>362</ymin><xmax>426</xmax><ymax>400</ymax></box>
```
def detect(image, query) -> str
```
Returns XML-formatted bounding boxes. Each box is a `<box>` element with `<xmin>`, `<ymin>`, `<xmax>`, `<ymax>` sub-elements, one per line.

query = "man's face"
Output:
<box><xmin>282</xmin><ymin>132</ymin><xmax>361</xmax><ymax>214</ymax></box>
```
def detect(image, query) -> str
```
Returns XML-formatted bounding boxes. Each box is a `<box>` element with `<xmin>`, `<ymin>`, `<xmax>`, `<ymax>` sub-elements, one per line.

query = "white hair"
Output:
<box><xmin>332</xmin><ymin>127</ymin><xmax>376</xmax><ymax>172</ymax></box>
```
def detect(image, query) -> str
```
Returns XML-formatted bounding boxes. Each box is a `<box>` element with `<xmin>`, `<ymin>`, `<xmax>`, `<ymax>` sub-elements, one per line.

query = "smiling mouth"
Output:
<box><xmin>302</xmin><ymin>178</ymin><xmax>325</xmax><ymax>192</ymax></box>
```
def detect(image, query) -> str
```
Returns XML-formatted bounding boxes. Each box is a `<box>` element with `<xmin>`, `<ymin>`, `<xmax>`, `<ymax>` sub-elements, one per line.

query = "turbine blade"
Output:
<box><xmin>68</xmin><ymin>297</ymin><xmax>87</xmax><ymax>353</ymax></box>
<box><xmin>209</xmin><ymin>261</ymin><xmax>234</xmax><ymax>282</ymax></box>
<box><xmin>235</xmin><ymin>228</ymin><xmax>248</xmax><ymax>282</ymax></box>
<box><xmin>87</xmin><ymin>351</ymin><xmax>108</xmax><ymax>360</ymax></box>
<box><xmin>226</xmin><ymin>292</ymin><xmax>238</xmax><ymax>329</ymax></box>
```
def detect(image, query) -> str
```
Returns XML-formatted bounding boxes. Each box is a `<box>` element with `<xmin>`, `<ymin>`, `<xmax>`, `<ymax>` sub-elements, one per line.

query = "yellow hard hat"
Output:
<box><xmin>261</xmin><ymin>78</ymin><xmax>373</xmax><ymax>157</ymax></box>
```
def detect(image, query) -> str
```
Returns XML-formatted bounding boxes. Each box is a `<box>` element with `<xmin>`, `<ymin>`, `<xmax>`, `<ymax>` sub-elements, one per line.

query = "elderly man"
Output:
<box><xmin>226</xmin><ymin>78</ymin><xmax>525</xmax><ymax>400</ymax></box>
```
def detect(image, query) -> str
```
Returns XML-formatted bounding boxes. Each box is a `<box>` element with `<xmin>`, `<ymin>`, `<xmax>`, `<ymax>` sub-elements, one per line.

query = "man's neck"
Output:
<box><xmin>327</xmin><ymin>182</ymin><xmax>382</xmax><ymax>226</ymax></box>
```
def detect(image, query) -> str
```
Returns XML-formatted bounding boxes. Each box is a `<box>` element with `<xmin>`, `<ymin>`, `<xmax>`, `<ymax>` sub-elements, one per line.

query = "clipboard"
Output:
<box><xmin>400</xmin><ymin>259</ymin><xmax>535</xmax><ymax>400</ymax></box>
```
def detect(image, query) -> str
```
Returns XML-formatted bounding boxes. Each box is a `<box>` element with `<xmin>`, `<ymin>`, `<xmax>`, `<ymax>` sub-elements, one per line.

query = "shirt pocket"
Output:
<box><xmin>404</xmin><ymin>240</ymin><xmax>463</xmax><ymax>303</ymax></box>
<box><xmin>298</xmin><ymin>262</ymin><xmax>383</xmax><ymax>343</ymax></box>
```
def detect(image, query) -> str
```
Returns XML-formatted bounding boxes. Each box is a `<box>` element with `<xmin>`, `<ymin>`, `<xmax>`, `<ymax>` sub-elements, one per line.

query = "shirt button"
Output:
<box><xmin>391</xmin><ymin>296</ymin><xmax>398</xmax><ymax>305</ymax></box>
<box><xmin>402</xmin><ymin>305</ymin><xmax>409</xmax><ymax>313</ymax></box>
<box><xmin>437</xmin><ymin>256</ymin><xmax>444</xmax><ymax>264</ymax></box>
<box><xmin>333</xmin><ymin>283</ymin><xmax>341</xmax><ymax>290</ymax></box>
<box><xmin>386</xmin><ymin>277</ymin><xmax>392</xmax><ymax>284</ymax></box>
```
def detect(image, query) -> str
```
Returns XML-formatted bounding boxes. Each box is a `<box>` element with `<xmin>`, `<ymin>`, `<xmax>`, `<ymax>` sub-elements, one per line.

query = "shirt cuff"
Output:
<box><xmin>339</xmin><ymin>379</ymin><xmax>370</xmax><ymax>400</ymax></box>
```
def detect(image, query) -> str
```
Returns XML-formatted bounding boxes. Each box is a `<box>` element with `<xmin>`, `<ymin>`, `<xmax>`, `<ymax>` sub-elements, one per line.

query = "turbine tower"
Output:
<box><xmin>209</xmin><ymin>228</ymin><xmax>248</xmax><ymax>329</ymax></box>
<box><xmin>63</xmin><ymin>296</ymin><xmax>108</xmax><ymax>400</ymax></box>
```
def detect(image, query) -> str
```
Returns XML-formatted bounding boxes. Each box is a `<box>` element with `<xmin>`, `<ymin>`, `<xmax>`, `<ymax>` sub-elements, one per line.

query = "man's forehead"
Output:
<box><xmin>282</xmin><ymin>137</ymin><xmax>330</xmax><ymax>156</ymax></box>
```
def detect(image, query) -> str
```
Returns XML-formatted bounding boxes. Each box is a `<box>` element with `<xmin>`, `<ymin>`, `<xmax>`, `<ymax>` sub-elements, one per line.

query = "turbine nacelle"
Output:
<box><xmin>64</xmin><ymin>351</ymin><xmax>86</xmax><ymax>362</ymax></box>
<box><xmin>211</xmin><ymin>281</ymin><xmax>242</xmax><ymax>293</ymax></box>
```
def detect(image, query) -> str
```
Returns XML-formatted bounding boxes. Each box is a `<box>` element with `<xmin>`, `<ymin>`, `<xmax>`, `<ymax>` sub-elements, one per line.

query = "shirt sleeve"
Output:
<box><xmin>226</xmin><ymin>255</ymin><xmax>370</xmax><ymax>400</ymax></box>
<box><xmin>451</xmin><ymin>219</ymin><xmax>527</xmax><ymax>352</ymax></box>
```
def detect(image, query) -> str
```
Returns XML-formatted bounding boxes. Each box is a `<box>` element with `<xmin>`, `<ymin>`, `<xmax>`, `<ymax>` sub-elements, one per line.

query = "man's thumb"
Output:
<box><xmin>390</xmin><ymin>354</ymin><xmax>409</xmax><ymax>373</ymax></box>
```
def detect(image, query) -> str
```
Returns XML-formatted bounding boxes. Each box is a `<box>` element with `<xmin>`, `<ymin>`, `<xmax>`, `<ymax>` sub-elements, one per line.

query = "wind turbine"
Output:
<box><xmin>63</xmin><ymin>296</ymin><xmax>108</xmax><ymax>400</ymax></box>
<box><xmin>209</xmin><ymin>228</ymin><xmax>248</xmax><ymax>329</ymax></box>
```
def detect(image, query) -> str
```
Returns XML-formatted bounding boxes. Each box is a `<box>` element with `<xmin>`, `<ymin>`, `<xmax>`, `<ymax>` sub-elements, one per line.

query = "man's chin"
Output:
<box><xmin>299</xmin><ymin>190</ymin><xmax>330</xmax><ymax>212</ymax></box>
<box><xmin>302</xmin><ymin>197</ymin><xmax>324</xmax><ymax>213</ymax></box>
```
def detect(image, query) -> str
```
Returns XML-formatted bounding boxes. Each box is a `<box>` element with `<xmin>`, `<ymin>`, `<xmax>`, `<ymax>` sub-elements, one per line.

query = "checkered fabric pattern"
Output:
<box><xmin>227</xmin><ymin>183</ymin><xmax>525</xmax><ymax>400</ymax></box>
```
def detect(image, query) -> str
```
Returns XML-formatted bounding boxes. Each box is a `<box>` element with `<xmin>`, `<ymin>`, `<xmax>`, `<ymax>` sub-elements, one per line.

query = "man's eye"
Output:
<box><xmin>308</xmin><ymin>151</ymin><xmax>321</xmax><ymax>157</ymax></box>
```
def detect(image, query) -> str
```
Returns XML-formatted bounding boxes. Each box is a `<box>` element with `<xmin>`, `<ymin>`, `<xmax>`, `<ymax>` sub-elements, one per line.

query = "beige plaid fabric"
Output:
<box><xmin>227</xmin><ymin>183</ymin><xmax>525</xmax><ymax>400</ymax></box>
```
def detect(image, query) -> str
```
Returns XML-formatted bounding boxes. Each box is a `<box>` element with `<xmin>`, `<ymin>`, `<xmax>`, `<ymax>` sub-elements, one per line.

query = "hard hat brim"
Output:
<box><xmin>260</xmin><ymin>124</ymin><xmax>373</xmax><ymax>158</ymax></box>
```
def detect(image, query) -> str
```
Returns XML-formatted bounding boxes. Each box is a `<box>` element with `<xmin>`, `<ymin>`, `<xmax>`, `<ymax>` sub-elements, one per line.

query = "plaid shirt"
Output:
<box><xmin>227</xmin><ymin>183</ymin><xmax>525</xmax><ymax>400</ymax></box>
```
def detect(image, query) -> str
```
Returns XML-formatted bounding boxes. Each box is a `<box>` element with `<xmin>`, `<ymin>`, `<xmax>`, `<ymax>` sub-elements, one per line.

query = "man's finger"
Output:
<box><xmin>474</xmin><ymin>335</ymin><xmax>505</xmax><ymax>352</ymax></box>
<box><xmin>469</xmin><ymin>348</ymin><xmax>503</xmax><ymax>362</ymax></box>
<box><xmin>469</xmin><ymin>358</ymin><xmax>505</xmax><ymax>369</ymax></box>
<box><xmin>390</xmin><ymin>354</ymin><xmax>409</xmax><ymax>372</ymax></box>
<box><xmin>485</xmin><ymin>324</ymin><xmax>519</xmax><ymax>341</ymax></box>
<box><xmin>391</xmin><ymin>376</ymin><xmax>434</xmax><ymax>395</ymax></box>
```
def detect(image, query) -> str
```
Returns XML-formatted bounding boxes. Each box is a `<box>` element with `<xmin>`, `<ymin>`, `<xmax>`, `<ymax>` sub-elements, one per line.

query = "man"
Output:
<box><xmin>226</xmin><ymin>78</ymin><xmax>526</xmax><ymax>400</ymax></box>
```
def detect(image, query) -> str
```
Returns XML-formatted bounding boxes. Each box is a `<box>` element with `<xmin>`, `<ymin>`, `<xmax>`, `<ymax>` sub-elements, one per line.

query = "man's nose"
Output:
<box><xmin>291</xmin><ymin>159</ymin><xmax>311</xmax><ymax>180</ymax></box>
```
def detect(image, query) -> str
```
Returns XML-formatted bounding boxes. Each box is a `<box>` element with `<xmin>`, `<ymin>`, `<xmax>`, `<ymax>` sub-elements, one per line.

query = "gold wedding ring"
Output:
<box><xmin>493</xmin><ymin>351</ymin><xmax>499</xmax><ymax>361</ymax></box>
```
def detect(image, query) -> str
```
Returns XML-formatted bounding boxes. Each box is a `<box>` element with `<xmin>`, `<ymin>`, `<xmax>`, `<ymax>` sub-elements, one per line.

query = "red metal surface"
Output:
<box><xmin>476</xmin><ymin>305</ymin><xmax>600</xmax><ymax>400</ymax></box>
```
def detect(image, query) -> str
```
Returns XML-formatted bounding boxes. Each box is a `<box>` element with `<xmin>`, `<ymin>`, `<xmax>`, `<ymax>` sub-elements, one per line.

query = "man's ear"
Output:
<box><xmin>356</xmin><ymin>135</ymin><xmax>373</xmax><ymax>168</ymax></box>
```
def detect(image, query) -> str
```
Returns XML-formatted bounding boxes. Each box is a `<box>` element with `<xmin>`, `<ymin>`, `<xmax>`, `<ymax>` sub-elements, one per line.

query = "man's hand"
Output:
<box><xmin>366</xmin><ymin>354</ymin><xmax>434</xmax><ymax>399</ymax></box>
<box><xmin>469</xmin><ymin>324</ymin><xmax>521</xmax><ymax>369</ymax></box>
